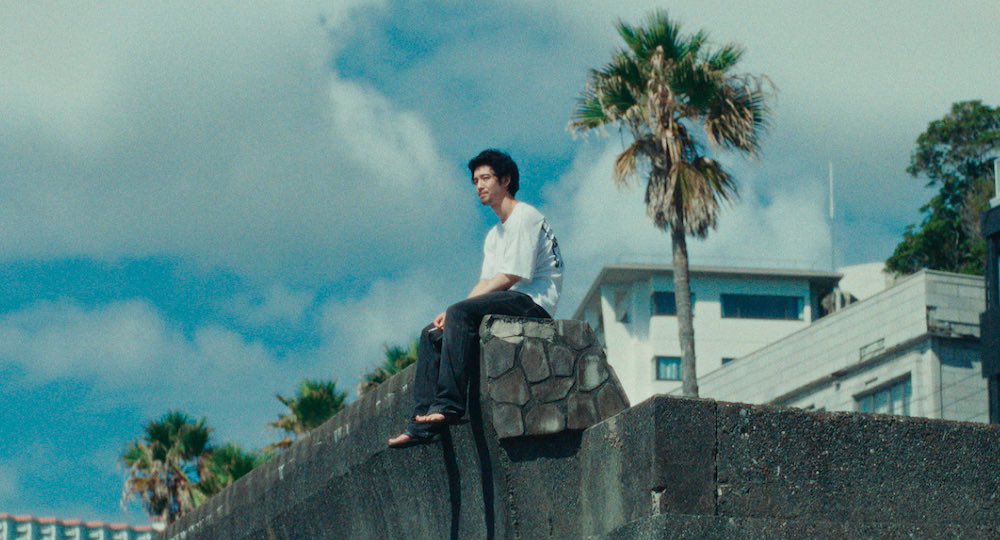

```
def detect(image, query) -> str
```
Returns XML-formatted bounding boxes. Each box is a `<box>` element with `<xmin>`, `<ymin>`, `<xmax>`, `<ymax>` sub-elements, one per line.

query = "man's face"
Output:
<box><xmin>472</xmin><ymin>165</ymin><xmax>509</xmax><ymax>206</ymax></box>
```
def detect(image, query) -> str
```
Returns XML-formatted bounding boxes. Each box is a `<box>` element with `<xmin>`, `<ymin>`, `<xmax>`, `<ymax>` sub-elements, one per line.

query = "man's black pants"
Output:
<box><xmin>408</xmin><ymin>290</ymin><xmax>550</xmax><ymax>438</ymax></box>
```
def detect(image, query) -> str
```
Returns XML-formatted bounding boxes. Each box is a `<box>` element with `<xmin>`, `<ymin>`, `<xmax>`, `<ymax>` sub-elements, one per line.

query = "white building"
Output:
<box><xmin>0</xmin><ymin>514</ymin><xmax>156</xmax><ymax>540</ymax></box>
<box><xmin>691</xmin><ymin>270</ymin><xmax>987</xmax><ymax>422</ymax></box>
<box><xmin>572</xmin><ymin>264</ymin><xmax>842</xmax><ymax>403</ymax></box>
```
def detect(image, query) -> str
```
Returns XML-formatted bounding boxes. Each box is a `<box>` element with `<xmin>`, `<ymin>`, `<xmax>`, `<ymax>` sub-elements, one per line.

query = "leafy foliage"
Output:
<box><xmin>571</xmin><ymin>10</ymin><xmax>771</xmax><ymax>396</ymax></box>
<box><xmin>268</xmin><ymin>379</ymin><xmax>347</xmax><ymax>450</ymax></box>
<box><xmin>357</xmin><ymin>341</ymin><xmax>419</xmax><ymax>397</ymax></box>
<box><xmin>198</xmin><ymin>443</ymin><xmax>269</xmax><ymax>496</ymax></box>
<box><xmin>570</xmin><ymin>10</ymin><xmax>771</xmax><ymax>236</ymax></box>
<box><xmin>887</xmin><ymin>100</ymin><xmax>999</xmax><ymax>275</ymax></box>
<box><xmin>121</xmin><ymin>411</ymin><xmax>263</xmax><ymax>524</ymax></box>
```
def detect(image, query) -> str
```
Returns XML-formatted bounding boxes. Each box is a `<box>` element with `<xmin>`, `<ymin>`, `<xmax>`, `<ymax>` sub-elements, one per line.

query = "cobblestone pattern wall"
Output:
<box><xmin>480</xmin><ymin>316</ymin><xmax>629</xmax><ymax>438</ymax></box>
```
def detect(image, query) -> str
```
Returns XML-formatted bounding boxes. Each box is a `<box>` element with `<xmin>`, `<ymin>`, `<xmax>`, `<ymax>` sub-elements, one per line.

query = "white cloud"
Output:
<box><xmin>223</xmin><ymin>283</ymin><xmax>316</xmax><ymax>328</ymax></box>
<box><xmin>318</xmin><ymin>270</ymin><xmax>447</xmax><ymax>391</ymax></box>
<box><xmin>0</xmin><ymin>265</ymin><xmax>479</xmax><ymax>445</ymax></box>
<box><xmin>0</xmin><ymin>0</ymin><xmax>478</xmax><ymax>283</ymax></box>
<box><xmin>517</xmin><ymin>0</ymin><xmax>1000</xmax><ymax>261</ymax></box>
<box><xmin>0</xmin><ymin>300</ymin><xmax>326</xmax><ymax>446</ymax></box>
<box><xmin>541</xmin><ymin>141</ymin><xmax>834</xmax><ymax>315</ymax></box>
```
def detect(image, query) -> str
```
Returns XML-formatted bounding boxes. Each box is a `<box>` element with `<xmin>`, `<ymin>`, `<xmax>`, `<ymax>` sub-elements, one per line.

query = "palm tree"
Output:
<box><xmin>571</xmin><ymin>10</ymin><xmax>771</xmax><ymax>396</ymax></box>
<box><xmin>121</xmin><ymin>411</ymin><xmax>215</xmax><ymax>524</ymax></box>
<box><xmin>198</xmin><ymin>443</ymin><xmax>268</xmax><ymax>496</ymax></box>
<box><xmin>267</xmin><ymin>379</ymin><xmax>347</xmax><ymax>450</ymax></box>
<box><xmin>357</xmin><ymin>341</ymin><xmax>419</xmax><ymax>397</ymax></box>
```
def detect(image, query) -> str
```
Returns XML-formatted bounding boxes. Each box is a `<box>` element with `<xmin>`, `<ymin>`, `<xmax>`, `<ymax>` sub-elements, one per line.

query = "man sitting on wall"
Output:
<box><xmin>389</xmin><ymin>149</ymin><xmax>563</xmax><ymax>448</ymax></box>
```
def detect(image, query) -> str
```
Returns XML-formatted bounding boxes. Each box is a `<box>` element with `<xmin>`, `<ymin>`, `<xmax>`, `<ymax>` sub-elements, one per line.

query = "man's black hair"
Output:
<box><xmin>468</xmin><ymin>149</ymin><xmax>519</xmax><ymax>197</ymax></box>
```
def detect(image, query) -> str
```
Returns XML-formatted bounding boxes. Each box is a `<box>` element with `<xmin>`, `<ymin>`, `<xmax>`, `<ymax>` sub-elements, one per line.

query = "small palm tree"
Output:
<box><xmin>357</xmin><ymin>341</ymin><xmax>418</xmax><ymax>397</ymax></box>
<box><xmin>121</xmin><ymin>411</ymin><xmax>214</xmax><ymax>524</ymax></box>
<box><xmin>198</xmin><ymin>443</ymin><xmax>268</xmax><ymax>496</ymax></box>
<box><xmin>571</xmin><ymin>10</ymin><xmax>771</xmax><ymax>396</ymax></box>
<box><xmin>268</xmin><ymin>379</ymin><xmax>347</xmax><ymax>450</ymax></box>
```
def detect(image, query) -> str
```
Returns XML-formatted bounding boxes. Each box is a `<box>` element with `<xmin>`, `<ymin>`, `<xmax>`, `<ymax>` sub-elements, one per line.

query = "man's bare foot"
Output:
<box><xmin>388</xmin><ymin>433</ymin><xmax>414</xmax><ymax>447</ymax></box>
<box><xmin>414</xmin><ymin>412</ymin><xmax>448</xmax><ymax>424</ymax></box>
<box><xmin>388</xmin><ymin>431</ymin><xmax>436</xmax><ymax>449</ymax></box>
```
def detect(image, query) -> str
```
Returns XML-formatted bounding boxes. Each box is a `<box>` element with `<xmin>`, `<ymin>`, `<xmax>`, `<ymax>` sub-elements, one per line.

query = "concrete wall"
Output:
<box><xmin>163</xmin><ymin>358</ymin><xmax>594</xmax><ymax>540</ymax></box>
<box><xmin>580</xmin><ymin>397</ymin><xmax>1000</xmax><ymax>538</ymax></box>
<box><xmin>164</xmin><ymin>319</ymin><xmax>1000</xmax><ymax>539</ymax></box>
<box><xmin>938</xmin><ymin>338</ymin><xmax>989</xmax><ymax>422</ymax></box>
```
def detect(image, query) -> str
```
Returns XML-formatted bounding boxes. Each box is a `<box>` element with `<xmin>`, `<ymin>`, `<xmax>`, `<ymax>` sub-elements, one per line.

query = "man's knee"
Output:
<box><xmin>445</xmin><ymin>301</ymin><xmax>472</xmax><ymax>320</ymax></box>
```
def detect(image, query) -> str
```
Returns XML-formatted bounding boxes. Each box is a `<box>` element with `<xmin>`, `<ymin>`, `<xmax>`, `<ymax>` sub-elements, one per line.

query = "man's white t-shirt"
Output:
<box><xmin>479</xmin><ymin>202</ymin><xmax>563</xmax><ymax>317</ymax></box>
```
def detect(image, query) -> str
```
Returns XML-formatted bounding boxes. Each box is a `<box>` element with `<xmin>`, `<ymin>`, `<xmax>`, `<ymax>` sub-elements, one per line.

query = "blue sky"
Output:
<box><xmin>1</xmin><ymin>0</ymin><xmax>998</xmax><ymax>523</ymax></box>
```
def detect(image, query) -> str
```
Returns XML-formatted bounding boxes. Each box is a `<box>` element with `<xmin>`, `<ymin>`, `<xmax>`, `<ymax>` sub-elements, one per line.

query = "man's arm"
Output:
<box><xmin>467</xmin><ymin>273</ymin><xmax>521</xmax><ymax>298</ymax></box>
<box><xmin>433</xmin><ymin>273</ymin><xmax>522</xmax><ymax>330</ymax></box>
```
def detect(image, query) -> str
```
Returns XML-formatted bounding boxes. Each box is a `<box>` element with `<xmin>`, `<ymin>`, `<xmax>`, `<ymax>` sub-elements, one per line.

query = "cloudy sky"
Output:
<box><xmin>1</xmin><ymin>0</ymin><xmax>998</xmax><ymax>524</ymax></box>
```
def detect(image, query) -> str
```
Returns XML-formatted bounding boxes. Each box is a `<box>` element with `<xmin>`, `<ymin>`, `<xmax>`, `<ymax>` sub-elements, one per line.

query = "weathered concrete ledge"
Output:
<box><xmin>597</xmin><ymin>513</ymin><xmax>1000</xmax><ymax>540</ymax></box>
<box><xmin>165</xmin><ymin>318</ymin><xmax>1000</xmax><ymax>539</ymax></box>
<box><xmin>579</xmin><ymin>397</ymin><xmax>1000</xmax><ymax>538</ymax></box>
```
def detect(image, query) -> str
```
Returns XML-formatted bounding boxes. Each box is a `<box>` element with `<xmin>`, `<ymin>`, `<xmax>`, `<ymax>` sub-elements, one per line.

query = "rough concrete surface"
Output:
<box><xmin>165</xmin><ymin>318</ymin><xmax>1000</xmax><ymax>540</ymax></box>
<box><xmin>597</xmin><ymin>513</ymin><xmax>1000</xmax><ymax>540</ymax></box>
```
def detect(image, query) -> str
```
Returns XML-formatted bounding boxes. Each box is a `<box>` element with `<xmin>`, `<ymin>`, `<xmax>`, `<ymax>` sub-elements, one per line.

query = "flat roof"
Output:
<box><xmin>572</xmin><ymin>263</ymin><xmax>842</xmax><ymax>320</ymax></box>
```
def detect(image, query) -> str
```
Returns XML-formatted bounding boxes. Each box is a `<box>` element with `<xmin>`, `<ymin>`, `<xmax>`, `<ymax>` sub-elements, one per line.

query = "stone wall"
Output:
<box><xmin>480</xmin><ymin>317</ymin><xmax>628</xmax><ymax>438</ymax></box>
<box><xmin>164</xmin><ymin>318</ymin><xmax>1000</xmax><ymax>539</ymax></box>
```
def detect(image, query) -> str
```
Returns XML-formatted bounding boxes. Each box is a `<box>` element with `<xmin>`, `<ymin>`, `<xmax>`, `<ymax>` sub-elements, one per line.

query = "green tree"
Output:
<box><xmin>570</xmin><ymin>11</ymin><xmax>771</xmax><ymax>396</ymax></box>
<box><xmin>121</xmin><ymin>411</ymin><xmax>214</xmax><ymax>524</ymax></box>
<box><xmin>357</xmin><ymin>341</ymin><xmax>418</xmax><ymax>397</ymax></box>
<box><xmin>198</xmin><ymin>443</ymin><xmax>268</xmax><ymax>496</ymax></box>
<box><xmin>122</xmin><ymin>412</ymin><xmax>266</xmax><ymax>523</ymax></box>
<box><xmin>268</xmin><ymin>379</ymin><xmax>347</xmax><ymax>450</ymax></box>
<box><xmin>886</xmin><ymin>100</ymin><xmax>999</xmax><ymax>275</ymax></box>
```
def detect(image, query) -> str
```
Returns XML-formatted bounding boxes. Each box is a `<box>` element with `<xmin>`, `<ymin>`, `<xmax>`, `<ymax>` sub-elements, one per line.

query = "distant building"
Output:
<box><xmin>0</xmin><ymin>513</ymin><xmax>156</xmax><ymax>540</ymax></box>
<box><xmin>692</xmin><ymin>270</ymin><xmax>987</xmax><ymax>422</ymax></box>
<box><xmin>982</xmin><ymin>202</ymin><xmax>1000</xmax><ymax>423</ymax></box>
<box><xmin>572</xmin><ymin>264</ymin><xmax>842</xmax><ymax>403</ymax></box>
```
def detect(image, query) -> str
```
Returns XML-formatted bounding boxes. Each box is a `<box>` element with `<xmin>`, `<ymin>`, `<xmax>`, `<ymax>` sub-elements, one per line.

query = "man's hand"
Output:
<box><xmin>432</xmin><ymin>312</ymin><xmax>446</xmax><ymax>331</ymax></box>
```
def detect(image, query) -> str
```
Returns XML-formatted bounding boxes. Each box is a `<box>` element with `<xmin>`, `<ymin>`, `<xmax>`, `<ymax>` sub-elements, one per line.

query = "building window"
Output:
<box><xmin>721</xmin><ymin>357</ymin><xmax>735</xmax><ymax>366</ymax></box>
<box><xmin>655</xmin><ymin>356</ymin><xmax>681</xmax><ymax>381</ymax></box>
<box><xmin>857</xmin><ymin>377</ymin><xmax>912</xmax><ymax>416</ymax></box>
<box><xmin>720</xmin><ymin>293</ymin><xmax>803</xmax><ymax>320</ymax></box>
<box><xmin>650</xmin><ymin>291</ymin><xmax>695</xmax><ymax>316</ymax></box>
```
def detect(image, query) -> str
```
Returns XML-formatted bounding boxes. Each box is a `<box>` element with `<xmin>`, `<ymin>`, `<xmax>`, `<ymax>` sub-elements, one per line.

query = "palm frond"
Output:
<box><xmin>121</xmin><ymin>410</ymin><xmax>221</xmax><ymax>524</ymax></box>
<box><xmin>633</xmin><ymin>10</ymin><xmax>684</xmax><ymax>61</ymax></box>
<box><xmin>613</xmin><ymin>138</ymin><xmax>643</xmax><ymax>187</ymax></box>
<box><xmin>271</xmin><ymin>378</ymin><xmax>346</xmax><ymax>440</ymax></box>
<box><xmin>706</xmin><ymin>43</ymin><xmax>745</xmax><ymax>72</ymax></box>
<box><xmin>703</xmin><ymin>75</ymin><xmax>772</xmax><ymax>154</ymax></box>
<box><xmin>572</xmin><ymin>10</ymin><xmax>771</xmax><ymax>239</ymax></box>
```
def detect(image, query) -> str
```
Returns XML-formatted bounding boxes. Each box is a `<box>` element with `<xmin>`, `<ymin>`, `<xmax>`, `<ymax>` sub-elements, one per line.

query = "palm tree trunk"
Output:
<box><xmin>671</xmin><ymin>212</ymin><xmax>699</xmax><ymax>397</ymax></box>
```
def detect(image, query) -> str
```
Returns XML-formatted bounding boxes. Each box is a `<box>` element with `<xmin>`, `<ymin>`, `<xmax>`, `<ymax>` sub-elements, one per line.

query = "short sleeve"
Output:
<box><xmin>480</xmin><ymin>228</ymin><xmax>496</xmax><ymax>280</ymax></box>
<box><xmin>494</xmin><ymin>211</ymin><xmax>541</xmax><ymax>280</ymax></box>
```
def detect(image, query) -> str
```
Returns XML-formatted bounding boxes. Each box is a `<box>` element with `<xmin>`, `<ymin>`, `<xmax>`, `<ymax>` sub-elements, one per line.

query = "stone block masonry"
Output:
<box><xmin>480</xmin><ymin>316</ymin><xmax>629</xmax><ymax>438</ymax></box>
<box><xmin>165</xmin><ymin>318</ymin><xmax>1000</xmax><ymax>539</ymax></box>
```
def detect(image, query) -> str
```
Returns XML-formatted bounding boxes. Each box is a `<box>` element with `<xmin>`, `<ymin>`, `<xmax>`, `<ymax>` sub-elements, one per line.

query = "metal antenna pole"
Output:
<box><xmin>829</xmin><ymin>161</ymin><xmax>836</xmax><ymax>271</ymax></box>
